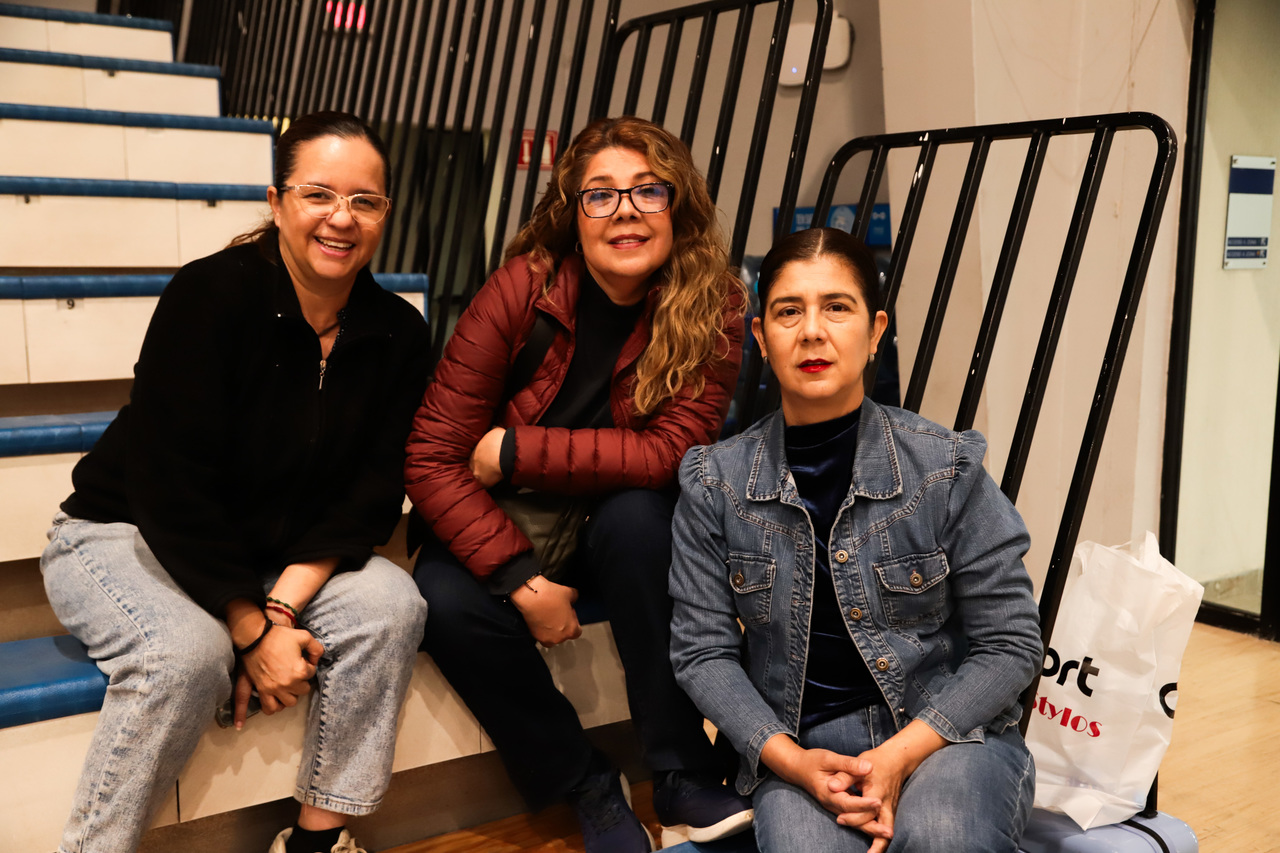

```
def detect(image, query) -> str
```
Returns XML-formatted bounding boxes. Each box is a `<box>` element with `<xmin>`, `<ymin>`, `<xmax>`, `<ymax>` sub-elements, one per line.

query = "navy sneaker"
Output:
<box><xmin>567</xmin><ymin>767</ymin><xmax>654</xmax><ymax>853</ymax></box>
<box><xmin>652</xmin><ymin>770</ymin><xmax>754</xmax><ymax>847</ymax></box>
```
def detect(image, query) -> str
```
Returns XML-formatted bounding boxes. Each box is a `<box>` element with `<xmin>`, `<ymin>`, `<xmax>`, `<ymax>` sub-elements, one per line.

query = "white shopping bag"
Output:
<box><xmin>1026</xmin><ymin>531</ymin><xmax>1203</xmax><ymax>830</ymax></box>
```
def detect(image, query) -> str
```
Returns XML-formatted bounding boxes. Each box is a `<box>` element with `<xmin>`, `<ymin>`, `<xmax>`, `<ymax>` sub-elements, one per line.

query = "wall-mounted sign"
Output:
<box><xmin>1223</xmin><ymin>154</ymin><xmax>1275</xmax><ymax>270</ymax></box>
<box><xmin>776</xmin><ymin>203</ymin><xmax>892</xmax><ymax>246</ymax></box>
<box><xmin>517</xmin><ymin>130</ymin><xmax>557</xmax><ymax>171</ymax></box>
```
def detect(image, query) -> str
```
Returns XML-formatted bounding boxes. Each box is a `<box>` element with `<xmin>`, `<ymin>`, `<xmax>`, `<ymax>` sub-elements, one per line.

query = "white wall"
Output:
<box><xmin>876</xmin><ymin>0</ymin><xmax>1193</xmax><ymax>590</ymax></box>
<box><xmin>1176</xmin><ymin>0</ymin><xmax>1280</xmax><ymax>585</ymax></box>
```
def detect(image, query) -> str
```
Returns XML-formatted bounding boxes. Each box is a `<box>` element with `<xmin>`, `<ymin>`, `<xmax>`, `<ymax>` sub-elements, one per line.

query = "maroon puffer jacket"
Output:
<box><xmin>404</xmin><ymin>252</ymin><xmax>743</xmax><ymax>581</ymax></box>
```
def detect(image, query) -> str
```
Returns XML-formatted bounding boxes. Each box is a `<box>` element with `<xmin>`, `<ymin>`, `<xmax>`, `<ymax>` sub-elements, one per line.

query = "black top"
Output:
<box><xmin>488</xmin><ymin>274</ymin><xmax>643</xmax><ymax>595</ymax></box>
<box><xmin>62</xmin><ymin>241</ymin><xmax>431</xmax><ymax>616</ymax></box>
<box><xmin>784</xmin><ymin>407</ymin><xmax>880</xmax><ymax>729</ymax></box>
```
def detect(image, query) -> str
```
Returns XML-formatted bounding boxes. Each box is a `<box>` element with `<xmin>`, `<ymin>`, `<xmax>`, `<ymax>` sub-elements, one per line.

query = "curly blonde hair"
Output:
<box><xmin>504</xmin><ymin>116</ymin><xmax>746</xmax><ymax>417</ymax></box>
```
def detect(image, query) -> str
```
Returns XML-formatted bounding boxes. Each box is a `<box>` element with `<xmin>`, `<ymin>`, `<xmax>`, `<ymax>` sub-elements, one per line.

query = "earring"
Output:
<box><xmin>574</xmin><ymin>241</ymin><xmax>582</xmax><ymax>254</ymax></box>
<box><xmin>869</xmin><ymin>352</ymin><xmax>876</xmax><ymax>364</ymax></box>
<box><xmin>762</xmin><ymin>354</ymin><xmax>768</xmax><ymax>363</ymax></box>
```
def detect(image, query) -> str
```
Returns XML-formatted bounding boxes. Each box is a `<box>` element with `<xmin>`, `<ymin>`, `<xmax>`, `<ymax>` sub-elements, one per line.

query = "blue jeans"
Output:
<box><xmin>40</xmin><ymin>513</ymin><xmax>427</xmax><ymax>853</ymax></box>
<box><xmin>752</xmin><ymin>705</ymin><xmax>1034</xmax><ymax>853</ymax></box>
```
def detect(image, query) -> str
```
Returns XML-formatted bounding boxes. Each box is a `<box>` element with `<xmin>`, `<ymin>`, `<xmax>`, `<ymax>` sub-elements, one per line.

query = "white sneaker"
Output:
<box><xmin>268</xmin><ymin>827</ymin><xmax>368</xmax><ymax>853</ymax></box>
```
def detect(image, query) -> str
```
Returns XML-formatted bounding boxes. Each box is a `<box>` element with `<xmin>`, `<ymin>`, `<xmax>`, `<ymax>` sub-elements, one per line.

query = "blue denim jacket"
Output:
<box><xmin>669</xmin><ymin>400</ymin><xmax>1041</xmax><ymax>794</ymax></box>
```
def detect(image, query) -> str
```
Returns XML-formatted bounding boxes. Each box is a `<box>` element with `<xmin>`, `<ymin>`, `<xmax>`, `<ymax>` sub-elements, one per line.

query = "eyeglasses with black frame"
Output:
<box><xmin>281</xmin><ymin>185</ymin><xmax>393</xmax><ymax>225</ymax></box>
<box><xmin>575</xmin><ymin>182</ymin><xmax>674</xmax><ymax>218</ymax></box>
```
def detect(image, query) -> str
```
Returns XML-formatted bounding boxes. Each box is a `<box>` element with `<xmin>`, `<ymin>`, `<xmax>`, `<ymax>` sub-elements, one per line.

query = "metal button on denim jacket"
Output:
<box><xmin>669</xmin><ymin>400</ymin><xmax>1042</xmax><ymax>794</ymax></box>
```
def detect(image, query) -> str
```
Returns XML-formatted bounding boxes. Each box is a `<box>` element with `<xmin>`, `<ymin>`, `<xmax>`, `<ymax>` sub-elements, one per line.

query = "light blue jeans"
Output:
<box><xmin>752</xmin><ymin>705</ymin><xmax>1035</xmax><ymax>853</ymax></box>
<box><xmin>41</xmin><ymin>513</ymin><xmax>427</xmax><ymax>853</ymax></box>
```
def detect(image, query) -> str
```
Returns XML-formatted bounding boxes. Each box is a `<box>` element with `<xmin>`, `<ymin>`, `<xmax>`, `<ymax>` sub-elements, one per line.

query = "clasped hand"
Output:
<box><xmin>233</xmin><ymin>625</ymin><xmax>324</xmax><ymax>728</ymax></box>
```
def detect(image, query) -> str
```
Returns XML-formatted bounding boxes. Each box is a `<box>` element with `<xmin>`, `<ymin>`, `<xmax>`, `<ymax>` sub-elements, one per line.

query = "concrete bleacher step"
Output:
<box><xmin>0</xmin><ymin>2</ymin><xmax>173</xmax><ymax>62</ymax></box>
<box><xmin>0</xmin><ymin>411</ymin><xmax>113</xmax><ymax>561</ymax></box>
<box><xmin>0</xmin><ymin>176</ymin><xmax>268</xmax><ymax>268</ymax></box>
<box><xmin>0</xmin><ymin>103</ymin><xmax>273</xmax><ymax>184</ymax></box>
<box><xmin>0</xmin><ymin>603</ymin><xmax>628</xmax><ymax>849</ymax></box>
<box><xmin>0</xmin><ymin>47</ymin><xmax>220</xmax><ymax>116</ymax></box>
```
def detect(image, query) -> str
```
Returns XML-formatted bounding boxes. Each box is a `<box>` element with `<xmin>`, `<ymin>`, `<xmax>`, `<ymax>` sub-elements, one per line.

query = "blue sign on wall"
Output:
<box><xmin>774</xmin><ymin>202</ymin><xmax>892</xmax><ymax>246</ymax></box>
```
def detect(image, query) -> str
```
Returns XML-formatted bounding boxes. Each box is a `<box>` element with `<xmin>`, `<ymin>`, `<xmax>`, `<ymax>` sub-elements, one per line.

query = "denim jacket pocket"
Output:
<box><xmin>873</xmin><ymin>548</ymin><xmax>949</xmax><ymax>627</ymax></box>
<box><xmin>728</xmin><ymin>553</ymin><xmax>775</xmax><ymax>626</ymax></box>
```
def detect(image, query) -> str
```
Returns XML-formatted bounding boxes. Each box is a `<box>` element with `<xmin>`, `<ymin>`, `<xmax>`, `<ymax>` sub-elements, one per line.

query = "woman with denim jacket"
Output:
<box><xmin>669</xmin><ymin>227</ymin><xmax>1042</xmax><ymax>852</ymax></box>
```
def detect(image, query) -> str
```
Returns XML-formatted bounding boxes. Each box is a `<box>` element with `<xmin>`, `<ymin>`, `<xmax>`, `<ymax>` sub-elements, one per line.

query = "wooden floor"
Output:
<box><xmin>389</xmin><ymin>623</ymin><xmax>1280</xmax><ymax>853</ymax></box>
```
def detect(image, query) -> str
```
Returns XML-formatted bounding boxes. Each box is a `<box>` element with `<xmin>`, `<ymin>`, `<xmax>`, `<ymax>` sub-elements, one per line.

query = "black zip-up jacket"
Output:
<box><xmin>62</xmin><ymin>241</ymin><xmax>431</xmax><ymax>616</ymax></box>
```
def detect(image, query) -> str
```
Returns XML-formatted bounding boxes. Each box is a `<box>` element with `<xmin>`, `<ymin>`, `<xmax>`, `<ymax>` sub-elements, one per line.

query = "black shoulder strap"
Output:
<box><xmin>500</xmin><ymin>312</ymin><xmax>556</xmax><ymax>409</ymax></box>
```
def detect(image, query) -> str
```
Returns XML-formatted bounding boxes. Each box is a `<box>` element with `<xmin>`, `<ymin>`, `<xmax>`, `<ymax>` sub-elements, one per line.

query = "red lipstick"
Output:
<box><xmin>799</xmin><ymin>359</ymin><xmax>831</xmax><ymax>373</ymax></box>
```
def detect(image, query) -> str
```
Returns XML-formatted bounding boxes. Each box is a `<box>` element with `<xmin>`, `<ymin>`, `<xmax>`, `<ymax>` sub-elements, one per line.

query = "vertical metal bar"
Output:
<box><xmin>287</xmin><ymin>0</ymin><xmax>326</xmax><ymax>118</ymax></box>
<box><xmin>1261</xmin><ymin>356</ymin><xmax>1280</xmax><ymax>640</ymax></box>
<box><xmin>1160</xmin><ymin>0</ymin><xmax>1216</xmax><ymax>563</ymax></box>
<box><xmin>955</xmin><ymin>131</ymin><xmax>1049</xmax><ymax>431</ymax></box>
<box><xmin>1000</xmin><ymin>126</ymin><xmax>1115</xmax><ymax>502</ymax></box>
<box><xmin>518</xmin><ymin>0</ymin><xmax>571</xmax><ymax>226</ymax></box>
<box><xmin>372</xmin><ymin>1</ymin><xmax>418</xmax><ymax>127</ymax></box>
<box><xmin>422</xmin><ymin>0</ymin><xmax>487</xmax><ymax>318</ymax></box>
<box><xmin>556</xmin><ymin>0</ymin><xmax>595</xmax><ymax>154</ymax></box>
<box><xmin>727</xmin><ymin>1</ymin><xmax>792</xmax><ymax>268</ymax></box>
<box><xmin>319</xmin><ymin>1</ymin><xmax>356</xmax><ymax>109</ymax></box>
<box><xmin>650</xmin><ymin>20</ymin><xmax>683</xmax><ymax>126</ymax></box>
<box><xmin>391</xmin><ymin>0</ymin><xmax>457</xmax><ymax>270</ymax></box>
<box><xmin>468</xmin><ymin>0</ymin><xmax>528</xmax><ymax>277</ymax></box>
<box><xmin>334</xmin><ymin>0</ymin><xmax>364</xmax><ymax>111</ymax></box>
<box><xmin>621</xmin><ymin>26</ymin><xmax>652</xmax><ymax>117</ymax></box>
<box><xmin>679</xmin><ymin>11</ymin><xmax>715</xmax><ymax>145</ymax></box>
<box><xmin>355</xmin><ymin>0</ymin><xmax>394</xmax><ymax>119</ymax></box>
<box><xmin>704</xmin><ymin>6</ymin><xmax>754</xmax><ymax>203</ymax></box>
<box><xmin>770</xmin><ymin>0</ymin><xmax>833</xmax><ymax>247</ymax></box>
<box><xmin>901</xmin><ymin>136</ymin><xmax>990</xmax><ymax>414</ymax></box>
<box><xmin>436</xmin><ymin>0</ymin><xmax>510</xmax><ymax>354</ymax></box>
<box><xmin>1036</xmin><ymin>120</ymin><xmax>1175</xmax><ymax>665</ymax></box>
<box><xmin>338</xmin><ymin>0</ymin><xmax>372</xmax><ymax>112</ymax></box>
<box><xmin>269</xmin><ymin>0</ymin><xmax>303</xmax><ymax>120</ymax></box>
<box><xmin>374</xmin><ymin>1</ymin><xmax>433</xmax><ymax>270</ymax></box>
<box><xmin>880</xmin><ymin>140</ymin><xmax>937</xmax><ymax>325</ymax></box>
<box><xmin>299</xmin><ymin>0</ymin><xmax>335</xmax><ymax>113</ymax></box>
<box><xmin>587</xmin><ymin>0</ymin><xmax>623</xmax><ymax>121</ymax></box>
<box><xmin>251</xmin><ymin>0</ymin><xmax>286</xmax><ymax>116</ymax></box>
<box><xmin>487</xmin><ymin>0</ymin><xmax>550</xmax><ymax>273</ymax></box>
<box><xmin>228</xmin><ymin>0</ymin><xmax>263</xmax><ymax>112</ymax></box>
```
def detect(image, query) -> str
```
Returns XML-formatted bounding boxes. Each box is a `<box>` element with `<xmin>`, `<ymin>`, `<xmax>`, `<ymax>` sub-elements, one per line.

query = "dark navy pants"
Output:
<box><xmin>415</xmin><ymin>488</ymin><xmax>718</xmax><ymax>809</ymax></box>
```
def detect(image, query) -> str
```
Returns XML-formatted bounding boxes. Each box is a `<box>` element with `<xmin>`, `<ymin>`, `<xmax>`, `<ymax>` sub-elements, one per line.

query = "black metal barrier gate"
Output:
<box><xmin>116</xmin><ymin>0</ymin><xmax>833</xmax><ymax>366</ymax></box>
<box><xmin>744</xmin><ymin>113</ymin><xmax>1176</xmax><ymax>727</ymax></box>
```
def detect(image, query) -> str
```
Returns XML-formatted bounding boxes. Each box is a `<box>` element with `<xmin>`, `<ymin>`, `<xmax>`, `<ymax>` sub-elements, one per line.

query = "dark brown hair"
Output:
<box><xmin>228</xmin><ymin>111</ymin><xmax>392</xmax><ymax>250</ymax></box>
<box><xmin>756</xmin><ymin>227</ymin><xmax>882</xmax><ymax>317</ymax></box>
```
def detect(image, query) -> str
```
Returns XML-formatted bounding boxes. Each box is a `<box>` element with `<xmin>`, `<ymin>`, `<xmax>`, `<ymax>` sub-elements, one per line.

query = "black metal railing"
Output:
<box><xmin>751</xmin><ymin>113</ymin><xmax>1176</xmax><ymax>708</ymax></box>
<box><xmin>116</xmin><ymin>0</ymin><xmax>832</xmax><ymax>368</ymax></box>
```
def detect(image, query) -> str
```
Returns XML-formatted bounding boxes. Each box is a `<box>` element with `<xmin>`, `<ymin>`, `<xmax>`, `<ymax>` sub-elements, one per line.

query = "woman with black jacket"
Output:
<box><xmin>41</xmin><ymin>112</ymin><xmax>429</xmax><ymax>853</ymax></box>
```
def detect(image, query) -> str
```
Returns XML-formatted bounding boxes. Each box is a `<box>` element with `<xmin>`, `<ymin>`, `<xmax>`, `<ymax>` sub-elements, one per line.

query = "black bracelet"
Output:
<box><xmin>235</xmin><ymin>618</ymin><xmax>273</xmax><ymax>657</ymax></box>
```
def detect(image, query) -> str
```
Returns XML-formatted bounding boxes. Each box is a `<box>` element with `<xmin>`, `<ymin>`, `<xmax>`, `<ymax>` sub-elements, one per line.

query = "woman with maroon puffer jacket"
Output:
<box><xmin>405</xmin><ymin>117</ymin><xmax>752</xmax><ymax>852</ymax></box>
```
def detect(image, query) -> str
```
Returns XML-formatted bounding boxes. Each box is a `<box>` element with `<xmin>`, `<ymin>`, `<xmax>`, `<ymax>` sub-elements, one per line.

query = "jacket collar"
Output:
<box><xmin>746</xmin><ymin>398</ymin><xmax>903</xmax><ymax>503</ymax></box>
<box><xmin>266</xmin><ymin>241</ymin><xmax>386</xmax><ymax>342</ymax></box>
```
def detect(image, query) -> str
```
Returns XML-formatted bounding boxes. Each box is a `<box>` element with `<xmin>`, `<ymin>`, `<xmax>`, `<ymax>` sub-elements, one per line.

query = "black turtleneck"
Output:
<box><xmin>784</xmin><ymin>406</ymin><xmax>880</xmax><ymax>729</ymax></box>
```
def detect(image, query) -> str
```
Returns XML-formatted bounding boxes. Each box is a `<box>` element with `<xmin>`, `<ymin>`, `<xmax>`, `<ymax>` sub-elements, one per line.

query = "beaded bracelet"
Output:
<box><xmin>265</xmin><ymin>603</ymin><xmax>297</xmax><ymax>627</ymax></box>
<box><xmin>235</xmin><ymin>619</ymin><xmax>273</xmax><ymax>657</ymax></box>
<box><xmin>266</xmin><ymin>596</ymin><xmax>300</xmax><ymax>622</ymax></box>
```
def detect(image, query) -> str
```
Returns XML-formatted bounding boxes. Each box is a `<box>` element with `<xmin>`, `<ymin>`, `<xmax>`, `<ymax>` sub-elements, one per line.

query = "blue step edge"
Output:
<box><xmin>0</xmin><ymin>47</ymin><xmax>217</xmax><ymax>77</ymax></box>
<box><xmin>0</xmin><ymin>635</ymin><xmax>108</xmax><ymax>729</ymax></box>
<box><xmin>0</xmin><ymin>411</ymin><xmax>116</xmax><ymax>457</ymax></box>
<box><xmin>0</xmin><ymin>102</ymin><xmax>272</xmax><ymax>134</ymax></box>
<box><xmin>0</xmin><ymin>1</ymin><xmax>172</xmax><ymax>31</ymax></box>
<box><xmin>0</xmin><ymin>176</ymin><xmax>267</xmax><ymax>201</ymax></box>
<box><xmin>0</xmin><ymin>273</ymin><xmax>428</xmax><ymax>300</ymax></box>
